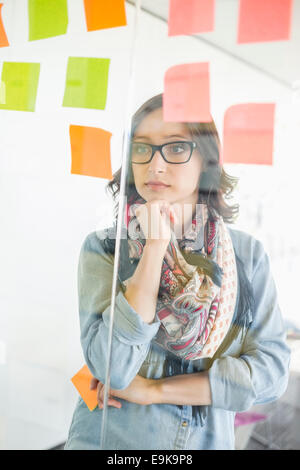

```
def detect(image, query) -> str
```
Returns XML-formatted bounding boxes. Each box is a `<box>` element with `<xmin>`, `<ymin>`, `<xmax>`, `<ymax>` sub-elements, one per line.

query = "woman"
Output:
<box><xmin>64</xmin><ymin>94</ymin><xmax>290</xmax><ymax>450</ymax></box>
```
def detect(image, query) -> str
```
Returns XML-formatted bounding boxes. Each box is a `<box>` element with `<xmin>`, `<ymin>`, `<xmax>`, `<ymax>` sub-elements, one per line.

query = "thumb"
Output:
<box><xmin>90</xmin><ymin>377</ymin><xmax>99</xmax><ymax>390</ymax></box>
<box><xmin>163</xmin><ymin>205</ymin><xmax>175</xmax><ymax>223</ymax></box>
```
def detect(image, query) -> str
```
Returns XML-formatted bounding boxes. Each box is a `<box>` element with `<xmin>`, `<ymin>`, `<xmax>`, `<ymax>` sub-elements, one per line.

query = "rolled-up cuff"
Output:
<box><xmin>102</xmin><ymin>290</ymin><xmax>161</xmax><ymax>345</ymax></box>
<box><xmin>208</xmin><ymin>357</ymin><xmax>255</xmax><ymax>412</ymax></box>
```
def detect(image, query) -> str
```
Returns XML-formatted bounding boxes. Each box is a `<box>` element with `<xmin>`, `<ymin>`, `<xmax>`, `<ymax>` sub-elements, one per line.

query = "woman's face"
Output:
<box><xmin>131</xmin><ymin>108</ymin><xmax>203</xmax><ymax>207</ymax></box>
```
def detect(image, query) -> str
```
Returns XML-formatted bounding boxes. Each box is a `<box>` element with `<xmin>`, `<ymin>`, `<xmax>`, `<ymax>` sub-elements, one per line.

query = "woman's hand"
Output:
<box><xmin>90</xmin><ymin>374</ymin><xmax>158</xmax><ymax>410</ymax></box>
<box><xmin>135</xmin><ymin>200</ymin><xmax>176</xmax><ymax>252</ymax></box>
<box><xmin>90</xmin><ymin>377</ymin><xmax>122</xmax><ymax>409</ymax></box>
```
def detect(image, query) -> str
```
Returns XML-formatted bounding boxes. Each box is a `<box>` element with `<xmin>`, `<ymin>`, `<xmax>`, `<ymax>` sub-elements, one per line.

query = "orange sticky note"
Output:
<box><xmin>168</xmin><ymin>0</ymin><xmax>214</xmax><ymax>36</ymax></box>
<box><xmin>71</xmin><ymin>365</ymin><xmax>97</xmax><ymax>411</ymax></box>
<box><xmin>0</xmin><ymin>3</ymin><xmax>9</xmax><ymax>47</ymax></box>
<box><xmin>69</xmin><ymin>125</ymin><xmax>113</xmax><ymax>179</ymax></box>
<box><xmin>83</xmin><ymin>0</ymin><xmax>127</xmax><ymax>32</ymax></box>
<box><xmin>237</xmin><ymin>0</ymin><xmax>293</xmax><ymax>43</ymax></box>
<box><xmin>163</xmin><ymin>62</ymin><xmax>211</xmax><ymax>122</ymax></box>
<box><xmin>222</xmin><ymin>103</ymin><xmax>275</xmax><ymax>165</ymax></box>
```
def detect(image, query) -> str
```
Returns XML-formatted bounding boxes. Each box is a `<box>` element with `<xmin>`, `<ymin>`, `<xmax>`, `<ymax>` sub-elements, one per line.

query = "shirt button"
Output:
<box><xmin>181</xmin><ymin>421</ymin><xmax>188</xmax><ymax>427</ymax></box>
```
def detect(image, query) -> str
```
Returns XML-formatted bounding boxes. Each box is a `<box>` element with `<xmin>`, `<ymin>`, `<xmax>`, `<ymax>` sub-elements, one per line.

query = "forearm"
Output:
<box><xmin>152</xmin><ymin>371</ymin><xmax>212</xmax><ymax>406</ymax></box>
<box><xmin>124</xmin><ymin>243</ymin><xmax>165</xmax><ymax>325</ymax></box>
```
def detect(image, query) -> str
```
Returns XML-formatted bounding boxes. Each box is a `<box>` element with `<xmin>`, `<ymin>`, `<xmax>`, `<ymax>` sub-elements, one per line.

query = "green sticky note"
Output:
<box><xmin>63</xmin><ymin>57</ymin><xmax>110</xmax><ymax>110</ymax></box>
<box><xmin>28</xmin><ymin>0</ymin><xmax>68</xmax><ymax>41</ymax></box>
<box><xmin>0</xmin><ymin>62</ymin><xmax>40</xmax><ymax>112</ymax></box>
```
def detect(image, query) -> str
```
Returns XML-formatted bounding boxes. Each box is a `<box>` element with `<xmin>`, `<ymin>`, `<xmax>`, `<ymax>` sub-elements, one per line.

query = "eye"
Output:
<box><xmin>168</xmin><ymin>143</ymin><xmax>187</xmax><ymax>153</ymax></box>
<box><xmin>171</xmin><ymin>144</ymin><xmax>184</xmax><ymax>153</ymax></box>
<box><xmin>132</xmin><ymin>143</ymin><xmax>150</xmax><ymax>154</ymax></box>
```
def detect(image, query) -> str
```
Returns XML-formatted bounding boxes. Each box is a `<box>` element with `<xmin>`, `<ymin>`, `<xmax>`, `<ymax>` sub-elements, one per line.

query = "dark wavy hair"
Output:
<box><xmin>106</xmin><ymin>93</ymin><xmax>239</xmax><ymax>223</ymax></box>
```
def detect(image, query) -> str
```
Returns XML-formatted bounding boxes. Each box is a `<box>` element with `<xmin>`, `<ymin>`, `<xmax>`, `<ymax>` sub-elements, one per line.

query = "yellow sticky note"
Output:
<box><xmin>0</xmin><ymin>62</ymin><xmax>40</xmax><ymax>112</ymax></box>
<box><xmin>63</xmin><ymin>57</ymin><xmax>110</xmax><ymax>110</ymax></box>
<box><xmin>28</xmin><ymin>0</ymin><xmax>68</xmax><ymax>41</ymax></box>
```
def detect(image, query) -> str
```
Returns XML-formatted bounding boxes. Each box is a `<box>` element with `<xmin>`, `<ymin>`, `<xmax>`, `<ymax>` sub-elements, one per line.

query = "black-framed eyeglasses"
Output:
<box><xmin>130</xmin><ymin>141</ymin><xmax>197</xmax><ymax>164</ymax></box>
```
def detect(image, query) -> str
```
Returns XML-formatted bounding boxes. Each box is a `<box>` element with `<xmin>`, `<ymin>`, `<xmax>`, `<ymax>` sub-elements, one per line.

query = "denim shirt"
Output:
<box><xmin>64</xmin><ymin>226</ymin><xmax>291</xmax><ymax>450</ymax></box>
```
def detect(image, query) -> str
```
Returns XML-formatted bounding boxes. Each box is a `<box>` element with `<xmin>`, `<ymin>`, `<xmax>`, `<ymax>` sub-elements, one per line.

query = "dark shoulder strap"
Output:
<box><xmin>101</xmin><ymin>226</ymin><xmax>138</xmax><ymax>283</ymax></box>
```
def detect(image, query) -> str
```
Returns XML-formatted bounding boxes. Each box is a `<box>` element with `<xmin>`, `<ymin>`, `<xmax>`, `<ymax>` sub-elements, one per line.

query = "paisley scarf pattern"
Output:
<box><xmin>123</xmin><ymin>197</ymin><xmax>238</xmax><ymax>360</ymax></box>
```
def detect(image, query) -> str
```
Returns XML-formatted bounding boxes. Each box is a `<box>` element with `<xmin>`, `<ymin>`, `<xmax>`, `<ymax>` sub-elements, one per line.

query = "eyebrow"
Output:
<box><xmin>133</xmin><ymin>134</ymin><xmax>188</xmax><ymax>140</ymax></box>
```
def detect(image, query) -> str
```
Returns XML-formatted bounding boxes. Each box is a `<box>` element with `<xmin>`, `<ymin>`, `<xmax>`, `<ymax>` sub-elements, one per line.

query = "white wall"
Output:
<box><xmin>0</xmin><ymin>0</ymin><xmax>299</xmax><ymax>449</ymax></box>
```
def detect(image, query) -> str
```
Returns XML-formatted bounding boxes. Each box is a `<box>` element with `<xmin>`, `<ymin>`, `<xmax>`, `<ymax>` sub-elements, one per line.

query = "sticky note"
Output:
<box><xmin>0</xmin><ymin>3</ymin><xmax>9</xmax><ymax>47</ymax></box>
<box><xmin>222</xmin><ymin>103</ymin><xmax>275</xmax><ymax>165</ymax></box>
<box><xmin>237</xmin><ymin>0</ymin><xmax>293</xmax><ymax>43</ymax></box>
<box><xmin>71</xmin><ymin>365</ymin><xmax>98</xmax><ymax>411</ymax></box>
<box><xmin>63</xmin><ymin>57</ymin><xmax>110</xmax><ymax>110</ymax></box>
<box><xmin>70</xmin><ymin>125</ymin><xmax>113</xmax><ymax>179</ymax></box>
<box><xmin>168</xmin><ymin>0</ymin><xmax>214</xmax><ymax>36</ymax></box>
<box><xmin>163</xmin><ymin>62</ymin><xmax>211</xmax><ymax>122</ymax></box>
<box><xmin>0</xmin><ymin>80</ymin><xmax>5</xmax><ymax>104</ymax></box>
<box><xmin>0</xmin><ymin>62</ymin><xmax>40</xmax><ymax>112</ymax></box>
<box><xmin>28</xmin><ymin>0</ymin><xmax>68</xmax><ymax>41</ymax></box>
<box><xmin>84</xmin><ymin>0</ymin><xmax>127</xmax><ymax>32</ymax></box>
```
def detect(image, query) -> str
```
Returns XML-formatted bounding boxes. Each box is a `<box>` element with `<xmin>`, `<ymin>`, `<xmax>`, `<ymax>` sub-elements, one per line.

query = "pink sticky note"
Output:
<box><xmin>235</xmin><ymin>412</ymin><xmax>267</xmax><ymax>427</ymax></box>
<box><xmin>237</xmin><ymin>0</ymin><xmax>293</xmax><ymax>43</ymax></box>
<box><xmin>222</xmin><ymin>103</ymin><xmax>275</xmax><ymax>165</ymax></box>
<box><xmin>168</xmin><ymin>0</ymin><xmax>214</xmax><ymax>36</ymax></box>
<box><xmin>163</xmin><ymin>62</ymin><xmax>211</xmax><ymax>122</ymax></box>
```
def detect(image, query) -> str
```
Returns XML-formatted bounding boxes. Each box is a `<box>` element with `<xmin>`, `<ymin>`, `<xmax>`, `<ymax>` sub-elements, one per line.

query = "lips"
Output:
<box><xmin>145</xmin><ymin>182</ymin><xmax>170</xmax><ymax>191</ymax></box>
<box><xmin>145</xmin><ymin>181</ymin><xmax>170</xmax><ymax>187</ymax></box>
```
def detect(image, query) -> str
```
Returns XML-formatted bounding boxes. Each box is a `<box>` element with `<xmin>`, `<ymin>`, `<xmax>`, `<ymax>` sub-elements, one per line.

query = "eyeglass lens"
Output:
<box><xmin>131</xmin><ymin>142</ymin><xmax>192</xmax><ymax>163</ymax></box>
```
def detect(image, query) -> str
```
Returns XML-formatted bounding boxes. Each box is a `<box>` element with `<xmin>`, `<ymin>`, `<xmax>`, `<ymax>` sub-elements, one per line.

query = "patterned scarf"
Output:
<box><xmin>122</xmin><ymin>196</ymin><xmax>238</xmax><ymax>360</ymax></box>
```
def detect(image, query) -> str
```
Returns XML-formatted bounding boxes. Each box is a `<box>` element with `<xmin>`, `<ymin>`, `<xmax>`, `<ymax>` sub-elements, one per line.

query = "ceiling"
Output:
<box><xmin>127</xmin><ymin>0</ymin><xmax>300</xmax><ymax>90</ymax></box>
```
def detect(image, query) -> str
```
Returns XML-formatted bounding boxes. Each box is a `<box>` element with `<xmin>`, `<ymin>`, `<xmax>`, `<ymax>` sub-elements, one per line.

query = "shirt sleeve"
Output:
<box><xmin>78</xmin><ymin>231</ymin><xmax>161</xmax><ymax>390</ymax></box>
<box><xmin>207</xmin><ymin>239</ymin><xmax>291</xmax><ymax>412</ymax></box>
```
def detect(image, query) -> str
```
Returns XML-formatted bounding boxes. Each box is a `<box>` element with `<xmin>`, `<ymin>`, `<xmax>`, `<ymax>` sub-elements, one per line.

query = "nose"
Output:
<box><xmin>147</xmin><ymin>149</ymin><xmax>167</xmax><ymax>173</ymax></box>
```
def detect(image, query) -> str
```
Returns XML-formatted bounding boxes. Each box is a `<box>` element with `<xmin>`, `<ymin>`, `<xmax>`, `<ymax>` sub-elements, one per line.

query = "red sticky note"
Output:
<box><xmin>71</xmin><ymin>365</ymin><xmax>98</xmax><ymax>411</ymax></box>
<box><xmin>163</xmin><ymin>62</ymin><xmax>211</xmax><ymax>122</ymax></box>
<box><xmin>222</xmin><ymin>103</ymin><xmax>275</xmax><ymax>165</ymax></box>
<box><xmin>69</xmin><ymin>125</ymin><xmax>113</xmax><ymax>179</ymax></box>
<box><xmin>0</xmin><ymin>3</ymin><xmax>9</xmax><ymax>47</ymax></box>
<box><xmin>84</xmin><ymin>0</ymin><xmax>127</xmax><ymax>32</ymax></box>
<box><xmin>237</xmin><ymin>0</ymin><xmax>293</xmax><ymax>43</ymax></box>
<box><xmin>168</xmin><ymin>0</ymin><xmax>214</xmax><ymax>36</ymax></box>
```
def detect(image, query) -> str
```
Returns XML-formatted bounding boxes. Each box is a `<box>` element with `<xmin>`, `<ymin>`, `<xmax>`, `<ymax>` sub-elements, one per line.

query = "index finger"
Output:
<box><xmin>89</xmin><ymin>377</ymin><xmax>99</xmax><ymax>390</ymax></box>
<box><xmin>97</xmin><ymin>383</ymin><xmax>122</xmax><ymax>409</ymax></box>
